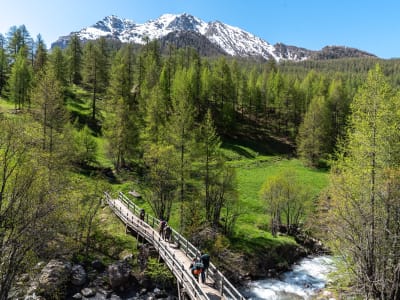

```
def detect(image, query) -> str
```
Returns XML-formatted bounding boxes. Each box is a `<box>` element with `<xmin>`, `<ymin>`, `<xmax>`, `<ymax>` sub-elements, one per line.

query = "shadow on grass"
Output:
<box><xmin>70</xmin><ymin>110</ymin><xmax>102</xmax><ymax>135</ymax></box>
<box><xmin>222</xmin><ymin>134</ymin><xmax>295</xmax><ymax>158</ymax></box>
<box><xmin>74</xmin><ymin>163</ymin><xmax>119</xmax><ymax>184</ymax></box>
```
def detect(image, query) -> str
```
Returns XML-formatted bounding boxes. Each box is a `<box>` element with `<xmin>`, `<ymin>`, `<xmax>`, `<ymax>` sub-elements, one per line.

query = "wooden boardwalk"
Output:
<box><xmin>104</xmin><ymin>192</ymin><xmax>246</xmax><ymax>300</ymax></box>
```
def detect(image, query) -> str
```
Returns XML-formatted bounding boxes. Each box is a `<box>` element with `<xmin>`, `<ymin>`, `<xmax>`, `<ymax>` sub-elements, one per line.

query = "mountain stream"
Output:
<box><xmin>242</xmin><ymin>256</ymin><xmax>336</xmax><ymax>300</ymax></box>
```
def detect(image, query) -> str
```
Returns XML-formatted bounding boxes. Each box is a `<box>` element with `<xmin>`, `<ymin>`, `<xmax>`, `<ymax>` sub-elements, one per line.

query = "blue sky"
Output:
<box><xmin>1</xmin><ymin>0</ymin><xmax>399</xmax><ymax>58</ymax></box>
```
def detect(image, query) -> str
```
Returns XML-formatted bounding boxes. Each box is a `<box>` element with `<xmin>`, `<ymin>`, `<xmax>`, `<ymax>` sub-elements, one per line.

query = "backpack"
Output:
<box><xmin>201</xmin><ymin>254</ymin><xmax>210</xmax><ymax>267</ymax></box>
<box><xmin>194</xmin><ymin>261</ymin><xmax>204</xmax><ymax>270</ymax></box>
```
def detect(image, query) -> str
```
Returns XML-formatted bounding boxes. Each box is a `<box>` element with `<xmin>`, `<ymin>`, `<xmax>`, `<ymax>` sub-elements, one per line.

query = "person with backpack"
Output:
<box><xmin>139</xmin><ymin>208</ymin><xmax>145</xmax><ymax>221</ymax></box>
<box><xmin>164</xmin><ymin>225</ymin><xmax>172</xmax><ymax>242</ymax></box>
<box><xmin>200</xmin><ymin>252</ymin><xmax>210</xmax><ymax>283</ymax></box>
<box><xmin>189</xmin><ymin>257</ymin><xmax>203</xmax><ymax>283</ymax></box>
<box><xmin>158</xmin><ymin>220</ymin><xmax>167</xmax><ymax>239</ymax></box>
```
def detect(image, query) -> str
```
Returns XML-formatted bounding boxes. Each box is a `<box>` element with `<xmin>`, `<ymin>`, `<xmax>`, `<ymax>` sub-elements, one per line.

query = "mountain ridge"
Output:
<box><xmin>51</xmin><ymin>13</ymin><xmax>377</xmax><ymax>61</ymax></box>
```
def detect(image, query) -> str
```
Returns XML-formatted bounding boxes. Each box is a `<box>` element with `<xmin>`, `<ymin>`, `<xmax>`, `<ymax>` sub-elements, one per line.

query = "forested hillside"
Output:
<box><xmin>1</xmin><ymin>25</ymin><xmax>400</xmax><ymax>299</ymax></box>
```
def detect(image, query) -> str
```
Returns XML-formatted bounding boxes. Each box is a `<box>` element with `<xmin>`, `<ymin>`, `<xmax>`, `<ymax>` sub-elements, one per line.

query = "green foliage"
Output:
<box><xmin>328</xmin><ymin>65</ymin><xmax>400</xmax><ymax>298</ymax></box>
<box><xmin>72</xmin><ymin>125</ymin><xmax>98</xmax><ymax>166</ymax></box>
<box><xmin>9</xmin><ymin>47</ymin><xmax>31</xmax><ymax>109</ymax></box>
<box><xmin>260</xmin><ymin>170</ymin><xmax>313</xmax><ymax>236</ymax></box>
<box><xmin>145</xmin><ymin>258</ymin><xmax>174</xmax><ymax>289</ymax></box>
<box><xmin>66</xmin><ymin>34</ymin><xmax>83</xmax><ymax>84</ymax></box>
<box><xmin>297</xmin><ymin>95</ymin><xmax>331</xmax><ymax>167</ymax></box>
<box><xmin>49</xmin><ymin>47</ymin><xmax>67</xmax><ymax>87</ymax></box>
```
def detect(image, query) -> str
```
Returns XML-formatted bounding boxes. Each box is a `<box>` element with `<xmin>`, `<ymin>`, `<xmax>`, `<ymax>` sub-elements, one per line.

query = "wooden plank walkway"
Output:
<box><xmin>104</xmin><ymin>192</ymin><xmax>246</xmax><ymax>300</ymax></box>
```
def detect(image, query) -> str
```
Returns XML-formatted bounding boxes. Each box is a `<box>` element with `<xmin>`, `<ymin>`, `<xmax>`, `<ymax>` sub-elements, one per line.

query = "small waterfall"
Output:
<box><xmin>243</xmin><ymin>256</ymin><xmax>336</xmax><ymax>300</ymax></box>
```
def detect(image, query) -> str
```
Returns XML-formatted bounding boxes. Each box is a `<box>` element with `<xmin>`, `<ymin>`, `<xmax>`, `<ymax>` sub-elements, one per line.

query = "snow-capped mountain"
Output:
<box><xmin>52</xmin><ymin>13</ymin><xmax>376</xmax><ymax>61</ymax></box>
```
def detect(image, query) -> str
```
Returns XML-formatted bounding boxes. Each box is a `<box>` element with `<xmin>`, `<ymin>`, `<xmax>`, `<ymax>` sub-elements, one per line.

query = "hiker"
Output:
<box><xmin>164</xmin><ymin>225</ymin><xmax>172</xmax><ymax>242</ymax></box>
<box><xmin>139</xmin><ymin>208</ymin><xmax>145</xmax><ymax>221</ymax></box>
<box><xmin>189</xmin><ymin>258</ymin><xmax>203</xmax><ymax>282</ymax></box>
<box><xmin>158</xmin><ymin>219</ymin><xmax>167</xmax><ymax>239</ymax></box>
<box><xmin>200</xmin><ymin>252</ymin><xmax>210</xmax><ymax>283</ymax></box>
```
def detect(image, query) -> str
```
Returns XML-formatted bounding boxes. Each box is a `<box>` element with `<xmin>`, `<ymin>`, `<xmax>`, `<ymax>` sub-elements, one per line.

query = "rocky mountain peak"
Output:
<box><xmin>51</xmin><ymin>13</ymin><xmax>377</xmax><ymax>62</ymax></box>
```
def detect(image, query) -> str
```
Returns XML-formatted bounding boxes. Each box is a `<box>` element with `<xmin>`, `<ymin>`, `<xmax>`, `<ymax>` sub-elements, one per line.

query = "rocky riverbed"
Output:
<box><xmin>9</xmin><ymin>248</ymin><xmax>178</xmax><ymax>300</ymax></box>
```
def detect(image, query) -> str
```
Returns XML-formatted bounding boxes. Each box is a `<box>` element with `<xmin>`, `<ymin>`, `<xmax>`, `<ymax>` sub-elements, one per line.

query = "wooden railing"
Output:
<box><xmin>104</xmin><ymin>191</ymin><xmax>246</xmax><ymax>300</ymax></box>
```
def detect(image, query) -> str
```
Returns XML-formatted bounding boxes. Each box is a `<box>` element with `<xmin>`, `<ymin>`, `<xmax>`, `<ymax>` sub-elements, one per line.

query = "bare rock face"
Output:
<box><xmin>38</xmin><ymin>259</ymin><xmax>72</xmax><ymax>298</ymax></box>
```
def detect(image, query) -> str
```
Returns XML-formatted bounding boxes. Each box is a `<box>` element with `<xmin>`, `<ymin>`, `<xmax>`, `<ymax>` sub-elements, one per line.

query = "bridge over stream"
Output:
<box><xmin>104</xmin><ymin>192</ymin><xmax>246</xmax><ymax>300</ymax></box>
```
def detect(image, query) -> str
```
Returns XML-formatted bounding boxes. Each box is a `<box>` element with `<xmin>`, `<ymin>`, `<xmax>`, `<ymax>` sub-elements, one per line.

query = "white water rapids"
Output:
<box><xmin>242</xmin><ymin>256</ymin><xmax>336</xmax><ymax>300</ymax></box>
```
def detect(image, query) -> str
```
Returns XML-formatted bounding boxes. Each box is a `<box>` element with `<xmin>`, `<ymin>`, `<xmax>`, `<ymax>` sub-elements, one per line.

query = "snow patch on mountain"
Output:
<box><xmin>52</xmin><ymin>13</ymin><xmax>376</xmax><ymax>61</ymax></box>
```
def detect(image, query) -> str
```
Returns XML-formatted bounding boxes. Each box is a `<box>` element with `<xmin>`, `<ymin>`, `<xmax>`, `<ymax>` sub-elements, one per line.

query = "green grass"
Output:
<box><xmin>219</xmin><ymin>139</ymin><xmax>329</xmax><ymax>252</ymax></box>
<box><xmin>0</xmin><ymin>97</ymin><xmax>16</xmax><ymax>112</ymax></box>
<box><xmin>235</xmin><ymin>158</ymin><xmax>328</xmax><ymax>226</ymax></box>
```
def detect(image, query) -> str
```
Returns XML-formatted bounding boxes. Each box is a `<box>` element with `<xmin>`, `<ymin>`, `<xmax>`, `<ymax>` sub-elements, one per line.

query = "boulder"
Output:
<box><xmin>92</xmin><ymin>259</ymin><xmax>106</xmax><ymax>272</ymax></box>
<box><xmin>71</xmin><ymin>264</ymin><xmax>87</xmax><ymax>286</ymax></box>
<box><xmin>38</xmin><ymin>259</ymin><xmax>72</xmax><ymax>298</ymax></box>
<box><xmin>107</xmin><ymin>261</ymin><xmax>132</xmax><ymax>289</ymax></box>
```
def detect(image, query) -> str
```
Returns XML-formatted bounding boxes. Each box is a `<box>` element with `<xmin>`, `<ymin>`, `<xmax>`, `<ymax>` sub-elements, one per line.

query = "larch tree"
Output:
<box><xmin>33</xmin><ymin>34</ymin><xmax>47</xmax><ymax>73</ymax></box>
<box><xmin>48</xmin><ymin>46</ymin><xmax>67</xmax><ymax>88</ymax></box>
<box><xmin>297</xmin><ymin>95</ymin><xmax>332</xmax><ymax>167</ymax></box>
<box><xmin>82</xmin><ymin>39</ymin><xmax>109</xmax><ymax>121</ymax></box>
<box><xmin>105</xmin><ymin>44</ymin><xmax>139</xmax><ymax>170</ymax></box>
<box><xmin>66</xmin><ymin>34</ymin><xmax>83</xmax><ymax>85</ymax></box>
<box><xmin>167</xmin><ymin>67</ymin><xmax>196</xmax><ymax>232</ymax></box>
<box><xmin>197</xmin><ymin>109</ymin><xmax>222</xmax><ymax>224</ymax></box>
<box><xmin>143</xmin><ymin>143</ymin><xmax>177</xmax><ymax>221</ymax></box>
<box><xmin>9</xmin><ymin>47</ymin><xmax>31</xmax><ymax>110</ymax></box>
<box><xmin>0</xmin><ymin>116</ymin><xmax>66</xmax><ymax>300</ymax></box>
<box><xmin>327</xmin><ymin>65</ymin><xmax>400</xmax><ymax>298</ymax></box>
<box><xmin>31</xmin><ymin>65</ymin><xmax>67</xmax><ymax>157</ymax></box>
<box><xmin>0</xmin><ymin>34</ymin><xmax>8</xmax><ymax>95</ymax></box>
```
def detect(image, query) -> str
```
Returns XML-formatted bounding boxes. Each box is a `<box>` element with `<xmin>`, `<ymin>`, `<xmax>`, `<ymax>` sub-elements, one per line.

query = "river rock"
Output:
<box><xmin>107</xmin><ymin>260</ymin><xmax>132</xmax><ymax>289</ymax></box>
<box><xmin>38</xmin><ymin>259</ymin><xmax>72</xmax><ymax>298</ymax></box>
<box><xmin>81</xmin><ymin>287</ymin><xmax>96</xmax><ymax>297</ymax></box>
<box><xmin>71</xmin><ymin>264</ymin><xmax>87</xmax><ymax>286</ymax></box>
<box><xmin>72</xmin><ymin>293</ymin><xmax>83</xmax><ymax>299</ymax></box>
